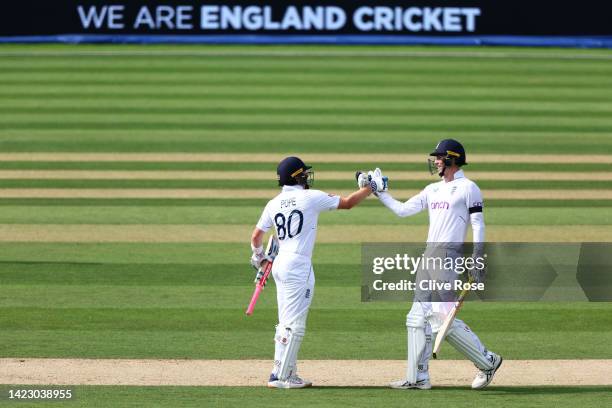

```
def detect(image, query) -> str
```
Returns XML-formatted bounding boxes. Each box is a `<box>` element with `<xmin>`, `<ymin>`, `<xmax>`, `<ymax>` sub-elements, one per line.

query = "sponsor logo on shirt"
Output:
<box><xmin>430</xmin><ymin>201</ymin><xmax>450</xmax><ymax>210</ymax></box>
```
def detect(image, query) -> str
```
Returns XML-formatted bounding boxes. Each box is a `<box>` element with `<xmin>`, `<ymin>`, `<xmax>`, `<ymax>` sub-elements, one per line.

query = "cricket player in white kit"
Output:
<box><xmin>250</xmin><ymin>156</ymin><xmax>372</xmax><ymax>389</ymax></box>
<box><xmin>366</xmin><ymin>139</ymin><xmax>502</xmax><ymax>390</ymax></box>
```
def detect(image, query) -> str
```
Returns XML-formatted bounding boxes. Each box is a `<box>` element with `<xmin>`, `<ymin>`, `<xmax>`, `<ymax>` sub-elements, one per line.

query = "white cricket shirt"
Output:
<box><xmin>256</xmin><ymin>185</ymin><xmax>340</xmax><ymax>258</ymax></box>
<box><xmin>378</xmin><ymin>170</ymin><xmax>484</xmax><ymax>243</ymax></box>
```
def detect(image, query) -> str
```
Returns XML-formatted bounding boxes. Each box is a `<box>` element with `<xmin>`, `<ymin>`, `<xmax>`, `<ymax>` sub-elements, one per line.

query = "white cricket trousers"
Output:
<box><xmin>272</xmin><ymin>252</ymin><xmax>315</xmax><ymax>325</ymax></box>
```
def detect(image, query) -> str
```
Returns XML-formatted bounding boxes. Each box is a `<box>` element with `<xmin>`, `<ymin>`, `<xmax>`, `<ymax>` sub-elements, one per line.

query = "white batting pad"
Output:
<box><xmin>446</xmin><ymin>318</ymin><xmax>495</xmax><ymax>370</ymax></box>
<box><xmin>277</xmin><ymin>311</ymin><xmax>308</xmax><ymax>380</ymax></box>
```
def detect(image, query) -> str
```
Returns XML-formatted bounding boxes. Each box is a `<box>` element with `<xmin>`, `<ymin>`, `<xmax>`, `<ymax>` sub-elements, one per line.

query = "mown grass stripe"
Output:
<box><xmin>3</xmin><ymin>57</ymin><xmax>612</xmax><ymax>72</ymax></box>
<box><xmin>0</xmin><ymin>188</ymin><xmax>609</xmax><ymax>199</ymax></box>
<box><xmin>0</xmin><ymin>242</ymin><xmax>343</xmax><ymax>264</ymax></box>
<box><xmin>3</xmin><ymin>106</ymin><xmax>612</xmax><ymax>119</ymax></box>
<box><xmin>1</xmin><ymin>307</ymin><xmax>610</xmax><ymax>332</ymax></box>
<box><xmin>5</xmin><ymin>91</ymin><xmax>612</xmax><ymax>104</ymax></box>
<box><xmin>0</xmin><ymin>170</ymin><xmax>607</xmax><ymax>181</ymax></box>
<box><xmin>0</xmin><ymin>224</ymin><xmax>610</xmax><ymax>243</ymax></box>
<box><xmin>3</xmin><ymin>61</ymin><xmax>612</xmax><ymax>73</ymax></box>
<box><xmin>0</xmin><ymin>153</ymin><xmax>607</xmax><ymax>164</ymax></box>
<box><xmin>2</xmin><ymin>98</ymin><xmax>612</xmax><ymax>112</ymax></box>
<box><xmin>4</xmin><ymin>77</ymin><xmax>612</xmax><ymax>90</ymax></box>
<box><xmin>0</xmin><ymin>198</ymin><xmax>608</xmax><ymax>208</ymax></box>
<box><xmin>4</xmin><ymin>87</ymin><xmax>612</xmax><ymax>103</ymax></box>
<box><xmin>2</xmin><ymin>47</ymin><xmax>612</xmax><ymax>60</ymax></box>
<box><xmin>0</xmin><ymin>180</ymin><xmax>609</xmax><ymax>190</ymax></box>
<box><xmin>0</xmin><ymin>286</ymin><xmax>394</xmax><ymax>309</ymax></box>
<box><xmin>0</xmin><ymin>329</ymin><xmax>610</xmax><ymax>360</ymax></box>
<box><xmin>0</xmin><ymin>329</ymin><xmax>609</xmax><ymax>360</ymax></box>
<box><xmin>0</xmin><ymin>161</ymin><xmax>606</xmax><ymax>172</ymax></box>
<box><xmin>14</xmin><ymin>112</ymin><xmax>608</xmax><ymax>124</ymax></box>
<box><xmin>0</xmin><ymin>140</ymin><xmax>609</xmax><ymax>154</ymax></box>
<box><xmin>3</xmin><ymin>121</ymin><xmax>611</xmax><ymax>134</ymax></box>
<box><xmin>0</xmin><ymin>263</ymin><xmax>359</xmax><ymax>287</ymax></box>
<box><xmin>0</xmin><ymin>206</ymin><xmax>606</xmax><ymax>226</ymax></box>
<box><xmin>0</xmin><ymin>241</ymin><xmax>602</xmax><ymax>265</ymax></box>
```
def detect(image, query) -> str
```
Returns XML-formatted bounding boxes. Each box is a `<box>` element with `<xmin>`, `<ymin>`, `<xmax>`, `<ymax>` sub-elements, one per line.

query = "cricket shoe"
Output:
<box><xmin>267</xmin><ymin>374</ymin><xmax>312</xmax><ymax>389</ymax></box>
<box><xmin>389</xmin><ymin>379</ymin><xmax>432</xmax><ymax>390</ymax></box>
<box><xmin>472</xmin><ymin>355</ymin><xmax>503</xmax><ymax>389</ymax></box>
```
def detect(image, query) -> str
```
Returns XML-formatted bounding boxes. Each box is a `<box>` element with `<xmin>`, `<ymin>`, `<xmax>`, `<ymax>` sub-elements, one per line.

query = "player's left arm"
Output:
<box><xmin>467</xmin><ymin>182</ymin><xmax>485</xmax><ymax>245</ymax></box>
<box><xmin>467</xmin><ymin>182</ymin><xmax>486</xmax><ymax>282</ymax></box>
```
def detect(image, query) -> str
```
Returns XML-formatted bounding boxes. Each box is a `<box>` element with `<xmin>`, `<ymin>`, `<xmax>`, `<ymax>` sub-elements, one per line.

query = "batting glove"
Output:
<box><xmin>355</xmin><ymin>171</ymin><xmax>369</xmax><ymax>189</ymax></box>
<box><xmin>368</xmin><ymin>168</ymin><xmax>388</xmax><ymax>195</ymax></box>
<box><xmin>468</xmin><ymin>262</ymin><xmax>486</xmax><ymax>284</ymax></box>
<box><xmin>250</xmin><ymin>245</ymin><xmax>265</xmax><ymax>270</ymax></box>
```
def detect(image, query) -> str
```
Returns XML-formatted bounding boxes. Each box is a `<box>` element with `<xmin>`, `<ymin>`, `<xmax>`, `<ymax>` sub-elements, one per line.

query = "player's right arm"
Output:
<box><xmin>250</xmin><ymin>202</ymin><xmax>273</xmax><ymax>269</ymax></box>
<box><xmin>337</xmin><ymin>187</ymin><xmax>371</xmax><ymax>209</ymax></box>
<box><xmin>308</xmin><ymin>186</ymin><xmax>370</xmax><ymax>212</ymax></box>
<box><xmin>377</xmin><ymin>189</ymin><xmax>428</xmax><ymax>218</ymax></box>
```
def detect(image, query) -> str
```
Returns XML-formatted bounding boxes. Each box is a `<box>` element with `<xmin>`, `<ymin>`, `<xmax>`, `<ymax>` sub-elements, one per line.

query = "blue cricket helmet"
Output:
<box><xmin>277</xmin><ymin>156</ymin><xmax>313</xmax><ymax>187</ymax></box>
<box><xmin>429</xmin><ymin>139</ymin><xmax>467</xmax><ymax>166</ymax></box>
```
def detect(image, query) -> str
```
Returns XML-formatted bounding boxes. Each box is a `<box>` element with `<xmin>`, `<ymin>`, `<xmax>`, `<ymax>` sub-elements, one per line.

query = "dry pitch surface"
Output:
<box><xmin>2</xmin><ymin>359</ymin><xmax>611</xmax><ymax>387</ymax></box>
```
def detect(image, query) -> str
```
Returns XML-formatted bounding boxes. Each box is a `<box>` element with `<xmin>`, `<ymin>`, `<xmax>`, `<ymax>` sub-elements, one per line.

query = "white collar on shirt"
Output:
<box><xmin>453</xmin><ymin>170</ymin><xmax>465</xmax><ymax>180</ymax></box>
<box><xmin>282</xmin><ymin>185</ymin><xmax>305</xmax><ymax>192</ymax></box>
<box><xmin>442</xmin><ymin>169</ymin><xmax>465</xmax><ymax>183</ymax></box>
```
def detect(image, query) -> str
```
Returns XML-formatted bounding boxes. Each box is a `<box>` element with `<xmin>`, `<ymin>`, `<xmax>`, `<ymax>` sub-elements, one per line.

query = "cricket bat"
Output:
<box><xmin>432</xmin><ymin>277</ymin><xmax>473</xmax><ymax>359</ymax></box>
<box><xmin>245</xmin><ymin>235</ymin><xmax>279</xmax><ymax>316</ymax></box>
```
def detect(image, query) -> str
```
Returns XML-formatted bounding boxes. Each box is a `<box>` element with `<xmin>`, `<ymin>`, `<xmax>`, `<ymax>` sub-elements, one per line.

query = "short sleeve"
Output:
<box><xmin>309</xmin><ymin>190</ymin><xmax>340</xmax><ymax>212</ymax></box>
<box><xmin>466</xmin><ymin>182</ymin><xmax>484</xmax><ymax>214</ymax></box>
<box><xmin>256</xmin><ymin>202</ymin><xmax>274</xmax><ymax>232</ymax></box>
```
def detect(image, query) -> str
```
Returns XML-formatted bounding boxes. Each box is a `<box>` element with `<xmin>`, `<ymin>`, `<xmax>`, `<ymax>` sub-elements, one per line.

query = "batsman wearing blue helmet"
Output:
<box><xmin>251</xmin><ymin>156</ymin><xmax>372</xmax><ymax>389</ymax></box>
<box><xmin>362</xmin><ymin>139</ymin><xmax>502</xmax><ymax>390</ymax></box>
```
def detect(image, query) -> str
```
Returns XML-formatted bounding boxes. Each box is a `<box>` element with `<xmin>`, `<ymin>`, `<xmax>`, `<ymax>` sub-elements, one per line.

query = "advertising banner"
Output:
<box><xmin>2</xmin><ymin>1</ymin><xmax>612</xmax><ymax>47</ymax></box>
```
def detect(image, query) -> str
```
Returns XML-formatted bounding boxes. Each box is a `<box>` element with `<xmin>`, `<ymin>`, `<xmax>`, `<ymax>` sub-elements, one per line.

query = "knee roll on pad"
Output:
<box><xmin>406</xmin><ymin>302</ymin><xmax>428</xmax><ymax>328</ymax></box>
<box><xmin>274</xmin><ymin>325</ymin><xmax>290</xmax><ymax>345</ymax></box>
<box><xmin>406</xmin><ymin>314</ymin><xmax>426</xmax><ymax>328</ymax></box>
<box><xmin>287</xmin><ymin>323</ymin><xmax>306</xmax><ymax>337</ymax></box>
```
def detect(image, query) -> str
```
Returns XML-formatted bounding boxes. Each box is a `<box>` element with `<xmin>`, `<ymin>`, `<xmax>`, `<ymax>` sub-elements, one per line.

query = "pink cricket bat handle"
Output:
<box><xmin>245</xmin><ymin>285</ymin><xmax>263</xmax><ymax>315</ymax></box>
<box><xmin>245</xmin><ymin>261</ymin><xmax>272</xmax><ymax>316</ymax></box>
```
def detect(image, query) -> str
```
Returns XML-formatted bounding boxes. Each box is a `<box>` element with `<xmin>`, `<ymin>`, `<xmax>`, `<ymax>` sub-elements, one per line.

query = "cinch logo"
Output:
<box><xmin>430</xmin><ymin>201</ymin><xmax>450</xmax><ymax>210</ymax></box>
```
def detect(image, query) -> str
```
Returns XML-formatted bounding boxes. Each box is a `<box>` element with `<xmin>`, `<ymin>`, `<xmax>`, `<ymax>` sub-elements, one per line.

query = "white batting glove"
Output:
<box><xmin>355</xmin><ymin>171</ymin><xmax>369</xmax><ymax>189</ymax></box>
<box><xmin>368</xmin><ymin>168</ymin><xmax>388</xmax><ymax>195</ymax></box>
<box><xmin>468</xmin><ymin>264</ymin><xmax>486</xmax><ymax>284</ymax></box>
<box><xmin>250</xmin><ymin>245</ymin><xmax>265</xmax><ymax>270</ymax></box>
<box><xmin>468</xmin><ymin>253</ymin><xmax>487</xmax><ymax>284</ymax></box>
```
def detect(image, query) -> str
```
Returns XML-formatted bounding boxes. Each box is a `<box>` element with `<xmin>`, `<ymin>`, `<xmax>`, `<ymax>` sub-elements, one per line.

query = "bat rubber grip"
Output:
<box><xmin>245</xmin><ymin>285</ymin><xmax>263</xmax><ymax>315</ymax></box>
<box><xmin>245</xmin><ymin>260</ymin><xmax>273</xmax><ymax>316</ymax></box>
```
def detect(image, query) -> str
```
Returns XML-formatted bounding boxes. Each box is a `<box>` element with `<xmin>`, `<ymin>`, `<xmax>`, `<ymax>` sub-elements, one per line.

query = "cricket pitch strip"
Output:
<box><xmin>1</xmin><ymin>359</ymin><xmax>610</xmax><ymax>387</ymax></box>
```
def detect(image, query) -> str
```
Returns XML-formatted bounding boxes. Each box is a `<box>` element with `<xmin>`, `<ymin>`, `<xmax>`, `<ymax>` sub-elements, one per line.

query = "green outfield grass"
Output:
<box><xmin>0</xmin><ymin>179</ymin><xmax>611</xmax><ymax>190</ymax></box>
<box><xmin>0</xmin><ymin>161</ymin><xmax>607</xmax><ymax>172</ymax></box>
<box><xmin>0</xmin><ymin>44</ymin><xmax>611</xmax><ymax>405</ymax></box>
<box><xmin>0</xmin><ymin>206</ymin><xmax>608</xmax><ymax>225</ymax></box>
